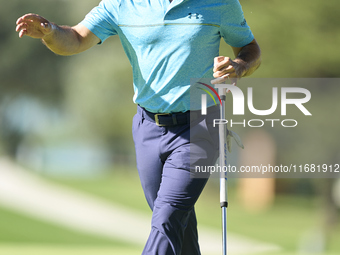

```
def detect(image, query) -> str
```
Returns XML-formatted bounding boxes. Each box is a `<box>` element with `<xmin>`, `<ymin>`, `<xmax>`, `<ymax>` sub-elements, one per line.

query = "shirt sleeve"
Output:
<box><xmin>79</xmin><ymin>0</ymin><xmax>120</xmax><ymax>44</ymax></box>
<box><xmin>220</xmin><ymin>0</ymin><xmax>254</xmax><ymax>48</ymax></box>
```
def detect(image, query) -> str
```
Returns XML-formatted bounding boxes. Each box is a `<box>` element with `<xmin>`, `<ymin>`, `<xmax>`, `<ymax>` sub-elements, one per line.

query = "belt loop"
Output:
<box><xmin>138</xmin><ymin>105</ymin><xmax>145</xmax><ymax>121</ymax></box>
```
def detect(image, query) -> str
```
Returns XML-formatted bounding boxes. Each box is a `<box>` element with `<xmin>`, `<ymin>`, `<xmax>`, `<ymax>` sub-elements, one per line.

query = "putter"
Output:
<box><xmin>215</xmin><ymin>81</ymin><xmax>245</xmax><ymax>255</ymax></box>
<box><xmin>214</xmin><ymin>82</ymin><xmax>229</xmax><ymax>255</ymax></box>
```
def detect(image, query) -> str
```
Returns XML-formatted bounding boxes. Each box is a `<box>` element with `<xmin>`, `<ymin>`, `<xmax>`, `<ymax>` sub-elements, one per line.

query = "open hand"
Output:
<box><xmin>16</xmin><ymin>13</ymin><xmax>54</xmax><ymax>39</ymax></box>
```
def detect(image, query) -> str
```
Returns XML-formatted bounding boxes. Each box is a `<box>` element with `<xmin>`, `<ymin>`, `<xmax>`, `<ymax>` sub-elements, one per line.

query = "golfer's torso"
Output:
<box><xmin>116</xmin><ymin>0</ymin><xmax>222</xmax><ymax>113</ymax></box>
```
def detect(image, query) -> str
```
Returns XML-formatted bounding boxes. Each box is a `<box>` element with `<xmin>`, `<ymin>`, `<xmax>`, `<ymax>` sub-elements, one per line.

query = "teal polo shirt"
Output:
<box><xmin>80</xmin><ymin>0</ymin><xmax>254</xmax><ymax>113</ymax></box>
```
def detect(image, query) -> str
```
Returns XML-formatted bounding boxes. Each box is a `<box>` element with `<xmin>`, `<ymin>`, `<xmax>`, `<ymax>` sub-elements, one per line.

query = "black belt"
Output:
<box><xmin>137</xmin><ymin>105</ymin><xmax>199</xmax><ymax>127</ymax></box>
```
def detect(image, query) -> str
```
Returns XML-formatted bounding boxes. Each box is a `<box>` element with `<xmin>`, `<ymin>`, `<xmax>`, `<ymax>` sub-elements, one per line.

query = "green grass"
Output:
<box><xmin>0</xmin><ymin>197</ymin><xmax>143</xmax><ymax>254</ymax></box>
<box><xmin>0</xmin><ymin>206</ymin><xmax>129</xmax><ymax>246</ymax></box>
<box><xmin>0</xmin><ymin>245</ymin><xmax>140</xmax><ymax>255</ymax></box>
<box><xmin>45</xmin><ymin>167</ymin><xmax>151</xmax><ymax>214</ymax></box>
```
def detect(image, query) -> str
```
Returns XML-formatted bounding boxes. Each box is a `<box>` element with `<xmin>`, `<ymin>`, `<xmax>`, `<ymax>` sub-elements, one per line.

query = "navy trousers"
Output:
<box><xmin>132</xmin><ymin>105</ymin><xmax>219</xmax><ymax>255</ymax></box>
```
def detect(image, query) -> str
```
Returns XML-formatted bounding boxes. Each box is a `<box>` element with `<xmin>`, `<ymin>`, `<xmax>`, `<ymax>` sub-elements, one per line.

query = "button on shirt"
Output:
<box><xmin>80</xmin><ymin>0</ymin><xmax>254</xmax><ymax>113</ymax></box>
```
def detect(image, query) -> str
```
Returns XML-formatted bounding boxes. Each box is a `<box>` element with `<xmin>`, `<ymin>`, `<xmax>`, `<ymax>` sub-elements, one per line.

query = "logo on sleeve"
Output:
<box><xmin>241</xmin><ymin>19</ymin><xmax>247</xmax><ymax>26</ymax></box>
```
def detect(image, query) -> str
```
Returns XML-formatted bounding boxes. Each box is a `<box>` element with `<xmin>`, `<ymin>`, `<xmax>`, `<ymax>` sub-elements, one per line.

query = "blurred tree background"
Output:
<box><xmin>0</xmin><ymin>0</ymin><xmax>340</xmax><ymax>253</ymax></box>
<box><xmin>0</xmin><ymin>0</ymin><xmax>136</xmax><ymax>168</ymax></box>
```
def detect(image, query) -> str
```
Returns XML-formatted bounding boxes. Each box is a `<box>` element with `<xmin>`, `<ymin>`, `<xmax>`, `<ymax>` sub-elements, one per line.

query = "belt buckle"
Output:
<box><xmin>155</xmin><ymin>113</ymin><xmax>170</xmax><ymax>126</ymax></box>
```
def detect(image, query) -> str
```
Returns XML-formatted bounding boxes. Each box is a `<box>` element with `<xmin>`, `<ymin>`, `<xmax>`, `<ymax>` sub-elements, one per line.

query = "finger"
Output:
<box><xmin>213</xmin><ymin>56</ymin><xmax>226</xmax><ymax>73</ymax></box>
<box><xmin>214</xmin><ymin>56</ymin><xmax>225</xmax><ymax>66</ymax></box>
<box><xmin>221</xmin><ymin>65</ymin><xmax>234</xmax><ymax>75</ymax></box>
<box><xmin>16</xmin><ymin>15</ymin><xmax>29</xmax><ymax>25</ymax></box>
<box><xmin>16</xmin><ymin>17</ymin><xmax>22</xmax><ymax>25</ymax></box>
<box><xmin>17</xmin><ymin>13</ymin><xmax>46</xmax><ymax>27</ymax></box>
<box><xmin>19</xmin><ymin>13</ymin><xmax>40</xmax><ymax>22</ymax></box>
<box><xmin>16</xmin><ymin>23</ymin><xmax>25</xmax><ymax>32</ymax></box>
<box><xmin>213</xmin><ymin>57</ymin><xmax>232</xmax><ymax>73</ymax></box>
<box><xmin>16</xmin><ymin>14</ymin><xmax>35</xmax><ymax>24</ymax></box>
<box><xmin>16</xmin><ymin>22</ymin><xmax>32</xmax><ymax>32</ymax></box>
<box><xmin>19</xmin><ymin>29</ymin><xmax>27</xmax><ymax>38</ymax></box>
<box><xmin>213</xmin><ymin>65</ymin><xmax>235</xmax><ymax>78</ymax></box>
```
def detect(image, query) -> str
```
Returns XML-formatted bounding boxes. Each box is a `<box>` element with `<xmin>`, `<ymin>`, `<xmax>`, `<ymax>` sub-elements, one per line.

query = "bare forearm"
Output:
<box><xmin>16</xmin><ymin>14</ymin><xmax>100</xmax><ymax>56</ymax></box>
<box><xmin>233</xmin><ymin>39</ymin><xmax>261</xmax><ymax>77</ymax></box>
<box><xmin>42</xmin><ymin>24</ymin><xmax>82</xmax><ymax>56</ymax></box>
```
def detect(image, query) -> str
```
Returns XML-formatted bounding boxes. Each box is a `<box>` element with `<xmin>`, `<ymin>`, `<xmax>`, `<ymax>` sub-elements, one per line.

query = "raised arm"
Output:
<box><xmin>16</xmin><ymin>13</ymin><xmax>100</xmax><ymax>56</ymax></box>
